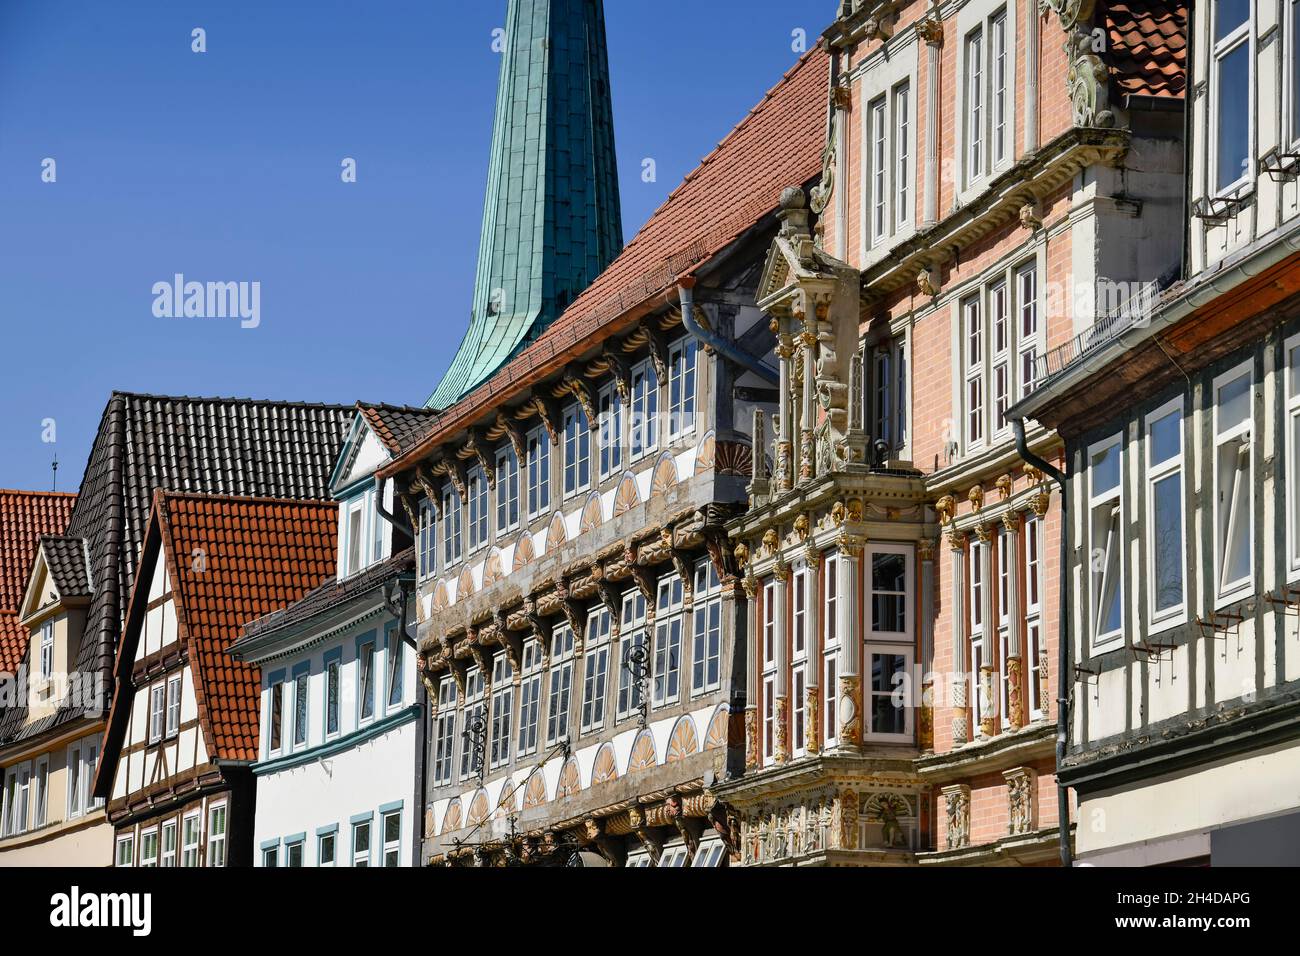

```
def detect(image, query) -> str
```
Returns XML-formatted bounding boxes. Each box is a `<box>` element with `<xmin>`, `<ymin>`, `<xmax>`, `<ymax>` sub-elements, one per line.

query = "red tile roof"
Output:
<box><xmin>1106</xmin><ymin>0</ymin><xmax>1187</xmax><ymax>100</ymax></box>
<box><xmin>154</xmin><ymin>492</ymin><xmax>337</xmax><ymax>762</ymax></box>
<box><xmin>382</xmin><ymin>43</ymin><xmax>831</xmax><ymax>475</ymax></box>
<box><xmin>0</xmin><ymin>490</ymin><xmax>76</xmax><ymax>674</ymax></box>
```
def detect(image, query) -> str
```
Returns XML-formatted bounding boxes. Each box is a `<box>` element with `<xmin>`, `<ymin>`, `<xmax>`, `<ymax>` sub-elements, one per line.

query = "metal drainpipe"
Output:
<box><xmin>1011</xmin><ymin>416</ymin><xmax>1074</xmax><ymax>867</ymax></box>
<box><xmin>375</xmin><ymin>476</ymin><xmax>414</xmax><ymax>539</ymax></box>
<box><xmin>677</xmin><ymin>277</ymin><xmax>779</xmax><ymax>385</ymax></box>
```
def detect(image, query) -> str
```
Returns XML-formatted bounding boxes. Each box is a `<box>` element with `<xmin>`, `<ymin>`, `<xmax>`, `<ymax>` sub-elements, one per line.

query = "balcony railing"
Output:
<box><xmin>1032</xmin><ymin>279</ymin><xmax>1163</xmax><ymax>387</ymax></box>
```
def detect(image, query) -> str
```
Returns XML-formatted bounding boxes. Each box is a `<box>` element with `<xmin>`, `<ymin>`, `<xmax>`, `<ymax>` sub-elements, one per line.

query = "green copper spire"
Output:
<box><xmin>427</xmin><ymin>0</ymin><xmax>623</xmax><ymax>409</ymax></box>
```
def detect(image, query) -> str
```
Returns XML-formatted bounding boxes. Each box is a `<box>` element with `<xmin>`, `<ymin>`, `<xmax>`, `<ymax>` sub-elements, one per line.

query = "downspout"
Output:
<box><xmin>678</xmin><ymin>277</ymin><xmax>779</xmax><ymax>385</ymax></box>
<box><xmin>375</xmin><ymin>475</ymin><xmax>414</xmax><ymax>540</ymax></box>
<box><xmin>1011</xmin><ymin>416</ymin><xmax>1073</xmax><ymax>867</ymax></box>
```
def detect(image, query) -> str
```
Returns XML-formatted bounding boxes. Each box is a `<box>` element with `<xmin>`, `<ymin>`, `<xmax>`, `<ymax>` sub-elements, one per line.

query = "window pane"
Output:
<box><xmin>1292</xmin><ymin>411</ymin><xmax>1300</xmax><ymax>565</ymax></box>
<box><xmin>1215</xmin><ymin>0</ymin><xmax>1249</xmax><ymax>41</ymax></box>
<box><xmin>1091</xmin><ymin>443</ymin><xmax>1121</xmax><ymax>496</ymax></box>
<box><xmin>1097</xmin><ymin>508</ymin><xmax>1123</xmax><ymax>636</ymax></box>
<box><xmin>1218</xmin><ymin>371</ymin><xmax>1251</xmax><ymax>432</ymax></box>
<box><xmin>870</xmin><ymin>552</ymin><xmax>907</xmax><ymax>633</ymax></box>
<box><xmin>870</xmin><ymin>654</ymin><xmax>907</xmax><ymax>735</ymax></box>
<box><xmin>1289</xmin><ymin>344</ymin><xmax>1299</xmax><ymax>397</ymax></box>
<box><xmin>1152</xmin><ymin>472</ymin><xmax>1184</xmax><ymax>613</ymax></box>
<box><xmin>1216</xmin><ymin>42</ymin><xmax>1250</xmax><ymax>190</ymax></box>
<box><xmin>1150</xmin><ymin>408</ymin><xmax>1181</xmax><ymax>464</ymax></box>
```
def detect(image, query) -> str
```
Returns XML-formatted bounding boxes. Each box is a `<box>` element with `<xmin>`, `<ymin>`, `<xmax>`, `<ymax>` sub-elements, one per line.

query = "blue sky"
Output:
<box><xmin>0</xmin><ymin>0</ymin><xmax>832</xmax><ymax>491</ymax></box>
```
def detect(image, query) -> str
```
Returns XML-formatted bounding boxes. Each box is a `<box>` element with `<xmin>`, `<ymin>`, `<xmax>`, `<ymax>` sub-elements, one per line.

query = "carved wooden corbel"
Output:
<box><xmin>466</xmin><ymin>428</ymin><xmax>495</xmax><ymax>486</ymax></box>
<box><xmin>523</xmin><ymin>596</ymin><xmax>553</xmax><ymax>659</ymax></box>
<box><xmin>601</xmin><ymin>344</ymin><xmax>631</xmax><ymax>404</ymax></box>
<box><xmin>661</xmin><ymin>527</ymin><xmax>694</xmax><ymax>607</ymax></box>
<box><xmin>627</xmin><ymin>805</ymin><xmax>663</xmax><ymax>865</ymax></box>
<box><xmin>593</xmin><ymin>567</ymin><xmax>621</xmax><ymax>636</ymax></box>
<box><xmin>640</xmin><ymin>318</ymin><xmax>669</xmax><ymax>384</ymax></box>
<box><xmin>494</xmin><ymin>608</ymin><xmax>523</xmax><ymax>671</ymax></box>
<box><xmin>495</xmin><ymin>411</ymin><xmax>526</xmax><ymax>463</ymax></box>
<box><xmin>555</xmin><ymin>577</ymin><xmax>586</xmax><ymax>649</ymax></box>
<box><xmin>526</xmin><ymin>394</ymin><xmax>561</xmax><ymax>447</ymax></box>
<box><xmin>665</xmin><ymin>795</ymin><xmax>703</xmax><ymax>860</ymax></box>
<box><xmin>624</xmin><ymin>543</ymin><xmax>657</xmax><ymax>623</ymax></box>
<box><xmin>443</xmin><ymin>452</ymin><xmax>469</xmax><ymax>504</ymax></box>
<box><xmin>562</xmin><ymin>371</ymin><xmax>598</xmax><ymax>431</ymax></box>
<box><xmin>415</xmin><ymin>465</ymin><xmax>442</xmax><ymax>513</ymax></box>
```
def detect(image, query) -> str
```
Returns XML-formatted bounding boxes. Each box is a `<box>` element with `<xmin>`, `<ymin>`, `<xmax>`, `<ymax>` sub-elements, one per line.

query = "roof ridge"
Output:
<box><xmin>0</xmin><ymin>489</ymin><xmax>77</xmax><ymax>498</ymax></box>
<box><xmin>155</xmin><ymin>490</ymin><xmax>339</xmax><ymax>510</ymax></box>
<box><xmin>112</xmin><ymin>390</ymin><xmax>353</xmax><ymax>411</ymax></box>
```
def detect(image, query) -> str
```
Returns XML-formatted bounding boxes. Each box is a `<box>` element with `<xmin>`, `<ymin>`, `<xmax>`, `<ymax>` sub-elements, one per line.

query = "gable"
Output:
<box><xmin>330</xmin><ymin>417</ymin><xmax>392</xmax><ymax>497</ymax></box>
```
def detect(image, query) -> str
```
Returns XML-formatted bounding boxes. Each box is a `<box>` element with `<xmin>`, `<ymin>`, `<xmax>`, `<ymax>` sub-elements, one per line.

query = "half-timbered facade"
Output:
<box><xmin>1008</xmin><ymin>0</ymin><xmax>1300</xmax><ymax>866</ymax></box>
<box><xmin>231</xmin><ymin>405</ymin><xmax>434</xmax><ymax>867</ymax></box>
<box><xmin>378</xmin><ymin>47</ymin><xmax>830</xmax><ymax>867</ymax></box>
<box><xmin>95</xmin><ymin>492</ymin><xmax>338</xmax><ymax>867</ymax></box>
<box><xmin>0</xmin><ymin>393</ymin><xmax>351</xmax><ymax>866</ymax></box>
<box><xmin>717</xmin><ymin>0</ymin><xmax>1187</xmax><ymax>865</ymax></box>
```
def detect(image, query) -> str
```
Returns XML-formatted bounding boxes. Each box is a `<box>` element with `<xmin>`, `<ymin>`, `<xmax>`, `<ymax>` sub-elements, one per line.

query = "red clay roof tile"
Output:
<box><xmin>1106</xmin><ymin>0</ymin><xmax>1187</xmax><ymax>100</ymax></box>
<box><xmin>0</xmin><ymin>490</ymin><xmax>76</xmax><ymax>674</ymax></box>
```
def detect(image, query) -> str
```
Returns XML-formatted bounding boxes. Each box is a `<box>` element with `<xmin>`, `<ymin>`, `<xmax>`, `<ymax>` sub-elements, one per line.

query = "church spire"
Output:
<box><xmin>427</xmin><ymin>0</ymin><xmax>623</xmax><ymax>409</ymax></box>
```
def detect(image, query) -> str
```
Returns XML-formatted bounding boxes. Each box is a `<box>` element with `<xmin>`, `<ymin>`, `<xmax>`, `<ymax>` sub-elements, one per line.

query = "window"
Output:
<box><xmin>791</xmin><ymin>664</ymin><xmax>807</xmax><ymax>757</ymax></box>
<box><xmin>823</xmin><ymin>554</ymin><xmax>840</xmax><ymax>747</ymax></box>
<box><xmin>149</xmin><ymin>683</ymin><xmax>165</xmax><ymax>744</ymax></box>
<box><xmin>352</xmin><ymin>819</ymin><xmax>371</xmax><ymax>867</ymax></box>
<box><xmin>286</xmin><ymin>838</ymin><xmax>304</xmax><ymax>867</ymax></box>
<box><xmin>546</xmin><ymin>628</ymin><xmax>575</xmax><ymax>746</ymax></box>
<box><xmin>962</xmin><ymin>262</ymin><xmax>1040</xmax><ymax>452</ymax></box>
<box><xmin>792</xmin><ymin>567</ymin><xmax>809</xmax><ymax>661</ymax></box>
<box><xmin>65</xmin><ymin>745</ymin><xmax>82</xmax><ymax>819</ymax></box>
<box><xmin>318</xmin><ymin>830</ymin><xmax>337</xmax><ymax>867</ymax></box>
<box><xmin>630</xmin><ymin>360</ymin><xmax>659</xmax><ymax>460</ymax></box>
<box><xmin>268</xmin><ymin>679</ymin><xmax>285</xmax><ymax>754</ymax></box>
<box><xmin>343</xmin><ymin>497</ymin><xmax>366</xmax><ymax>578</ymax></box>
<box><xmin>386</xmin><ymin>630</ymin><xmax>404</xmax><ymax>710</ymax></box>
<box><xmin>598</xmin><ymin>384</ymin><xmax>624</xmax><ymax>479</ymax></box>
<box><xmin>581</xmin><ymin>609</ymin><xmax>611</xmax><ymax>733</ymax></box>
<box><xmin>3</xmin><ymin>764</ymin><xmax>26</xmax><ymax>836</ymax></box>
<box><xmin>1214</xmin><ymin>363</ymin><xmax>1254</xmax><ymax>602</ymax></box>
<box><xmin>692</xmin><ymin>838</ymin><xmax>728</xmax><ymax>867</ymax></box>
<box><xmin>441</xmin><ymin>485</ymin><xmax>462</xmax><ymax>567</ymax></box>
<box><xmin>692</xmin><ymin>560</ymin><xmax>722</xmax><ymax>696</ymax></box>
<box><xmin>1147</xmin><ymin>400</ymin><xmax>1186</xmax><ymax>625</ymax></box>
<box><xmin>418</xmin><ymin>499</ymin><xmax>436</xmax><ymax>581</ymax></box>
<box><xmin>433</xmin><ymin>678</ymin><xmax>457</xmax><ymax>785</ymax></box>
<box><xmin>1024</xmin><ymin>517</ymin><xmax>1046</xmax><ymax>720</ymax></box>
<box><xmin>161</xmin><ymin>819</ymin><xmax>177</xmax><ymax>867</ymax></box>
<box><xmin>969</xmin><ymin>538</ymin><xmax>989</xmax><ymax>730</ymax></box>
<box><xmin>325</xmin><ymin>654</ymin><xmax>341</xmax><ymax>737</ymax></box>
<box><xmin>868</xmin><ymin>544</ymin><xmax>912</xmax><ymax>639</ymax></box>
<box><xmin>460</xmin><ymin>666</ymin><xmax>486</xmax><ymax>780</ymax></box>
<box><xmin>489</xmin><ymin>652</ymin><xmax>513</xmax><ymax>769</ymax></box>
<box><xmin>762</xmin><ymin>674</ymin><xmax>776</xmax><ymax>766</ymax></box>
<box><xmin>667</xmin><ymin>336</ymin><xmax>698</xmax><ymax>441</ymax></box>
<box><xmin>1287</xmin><ymin>335</ymin><xmax>1300</xmax><ymax>580</ymax></box>
<box><xmin>1089</xmin><ymin>435</ymin><xmax>1124</xmax><ymax>648</ymax></box>
<box><xmin>467</xmin><ymin>466</ymin><xmax>489</xmax><ymax>552</ymax></box>
<box><xmin>1292</xmin><ymin>0</ymin><xmax>1300</xmax><ymax>146</ymax></box>
<box><xmin>867</xmin><ymin>80</ymin><xmax>913</xmax><ymax>245</ymax></box>
<box><xmin>358</xmin><ymin>639</ymin><xmax>376</xmax><ymax>722</ymax></box>
<box><xmin>652</xmin><ymin>574</ymin><xmax>684</xmax><ymax>708</ymax></box>
<box><xmin>517</xmin><ymin>639</ymin><xmax>543</xmax><ymax>756</ymax></box>
<box><xmin>116</xmin><ymin>834</ymin><xmax>135</xmax><ymax>867</ymax></box>
<box><xmin>263</xmin><ymin>845</ymin><xmax>279</xmax><ymax>868</ymax></box>
<box><xmin>866</xmin><ymin>648</ymin><xmax>911</xmax><ymax>739</ymax></box>
<box><xmin>38</xmin><ymin>620</ymin><xmax>53</xmax><ymax>682</ymax></box>
<box><xmin>964</xmin><ymin>8</ymin><xmax>1010</xmax><ymax>185</ymax></box>
<box><xmin>166</xmin><ymin>674</ymin><xmax>181</xmax><ymax>738</ymax></box>
<box><xmin>33</xmin><ymin>757</ymin><xmax>48</xmax><ymax>829</ymax></box>
<box><xmin>183</xmin><ymin>816</ymin><xmax>200</xmax><ymax>868</ymax></box>
<box><xmin>659</xmin><ymin>841</ymin><xmax>690</xmax><ymax>867</ymax></box>
<box><xmin>382</xmin><ymin>810</ymin><xmax>401</xmax><ymax>867</ymax></box>
<box><xmin>140</xmin><ymin>828</ymin><xmax>159</xmax><ymax>867</ymax></box>
<box><xmin>562</xmin><ymin>404</ymin><xmax>591</xmax><ymax>498</ymax></box>
<box><xmin>293</xmin><ymin>669</ymin><xmax>309</xmax><ymax>748</ymax></box>
<box><xmin>869</xmin><ymin>336</ymin><xmax>908</xmax><ymax>454</ymax></box>
<box><xmin>997</xmin><ymin>527</ymin><xmax>1013</xmax><ymax>730</ymax></box>
<box><xmin>761</xmin><ymin>578</ymin><xmax>777</xmax><ymax>766</ymax></box>
<box><xmin>1211</xmin><ymin>0</ymin><xmax>1251</xmax><ymax>193</ymax></box>
<box><xmin>496</xmin><ymin>446</ymin><xmax>520</xmax><ymax>536</ymax></box>
<box><xmin>616</xmin><ymin>592</ymin><xmax>647</xmax><ymax>722</ymax></box>
<box><xmin>206</xmin><ymin>804</ymin><xmax>225</xmax><ymax>866</ymax></box>
<box><xmin>526</xmin><ymin>426</ymin><xmax>551</xmax><ymax>519</ymax></box>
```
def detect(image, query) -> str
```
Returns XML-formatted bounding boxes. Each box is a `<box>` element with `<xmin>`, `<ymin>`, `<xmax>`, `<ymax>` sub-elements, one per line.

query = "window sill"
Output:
<box><xmin>1148</xmin><ymin>610</ymin><xmax>1187</xmax><ymax>637</ymax></box>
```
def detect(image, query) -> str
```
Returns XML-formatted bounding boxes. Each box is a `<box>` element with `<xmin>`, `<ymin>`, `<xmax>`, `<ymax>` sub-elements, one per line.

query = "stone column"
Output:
<box><xmin>1001</xmin><ymin>513</ymin><xmax>1024</xmax><ymax>731</ymax></box>
<box><xmin>1024</xmin><ymin>1</ymin><xmax>1040</xmax><ymax>153</ymax></box>
<box><xmin>772</xmin><ymin>561</ymin><xmax>790</xmax><ymax>763</ymax></box>
<box><xmin>977</xmin><ymin>528</ymin><xmax>996</xmax><ymax>738</ymax></box>
<box><xmin>742</xmin><ymin>575</ymin><xmax>760</xmax><ymax>770</ymax></box>
<box><xmin>918</xmin><ymin>537</ymin><xmax>937</xmax><ymax>751</ymax></box>
<box><xmin>775</xmin><ymin>336</ymin><xmax>794</xmax><ymax>492</ymax></box>
<box><xmin>836</xmin><ymin>538</ymin><xmax>863</xmax><ymax>747</ymax></box>
<box><xmin>948</xmin><ymin>532</ymin><xmax>968</xmax><ymax>745</ymax></box>
<box><xmin>804</xmin><ymin>543</ymin><xmax>821</xmax><ymax>755</ymax></box>
<box><xmin>799</xmin><ymin>332</ymin><xmax>816</xmax><ymax>483</ymax></box>
<box><xmin>918</xmin><ymin>14</ymin><xmax>945</xmax><ymax>227</ymax></box>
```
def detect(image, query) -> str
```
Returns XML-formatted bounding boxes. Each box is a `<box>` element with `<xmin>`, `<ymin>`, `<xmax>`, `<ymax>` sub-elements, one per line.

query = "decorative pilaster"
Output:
<box><xmin>831</xmin><ymin>788</ymin><xmax>859</xmax><ymax>850</ymax></box>
<box><xmin>1002</xmin><ymin>512</ymin><xmax>1024</xmax><ymax>730</ymax></box>
<box><xmin>742</xmin><ymin>572</ymin><xmax>760</xmax><ymax>769</ymax></box>
<box><xmin>1024</xmin><ymin>0</ymin><xmax>1040</xmax><ymax>151</ymax></box>
<box><xmin>918</xmin><ymin>537</ymin><xmax>936</xmax><ymax>751</ymax></box>
<box><xmin>948</xmin><ymin>533</ymin><xmax>968</xmax><ymax>746</ymax></box>
<box><xmin>773</xmin><ymin>561</ymin><xmax>790</xmax><ymax>763</ymax></box>
<box><xmin>1004</xmin><ymin>766</ymin><xmax>1038</xmax><ymax>836</ymax></box>
<box><xmin>941</xmin><ymin>784</ymin><xmax>971</xmax><ymax>850</ymax></box>
<box><xmin>917</xmin><ymin>11</ymin><xmax>944</xmax><ymax>226</ymax></box>
<box><xmin>775</xmin><ymin>336</ymin><xmax>795</xmax><ymax>493</ymax></box>
<box><xmin>804</xmin><ymin>543</ymin><xmax>821</xmax><ymax>755</ymax></box>
<box><xmin>836</xmin><ymin>538</ymin><xmax>863</xmax><ymax>747</ymax></box>
<box><xmin>799</xmin><ymin>331</ymin><xmax>816</xmax><ymax>483</ymax></box>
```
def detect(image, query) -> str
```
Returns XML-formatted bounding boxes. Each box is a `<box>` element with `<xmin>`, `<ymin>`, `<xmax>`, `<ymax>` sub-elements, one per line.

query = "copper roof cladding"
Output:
<box><xmin>1105</xmin><ymin>0</ymin><xmax>1187</xmax><ymax>101</ymax></box>
<box><xmin>145</xmin><ymin>492</ymin><xmax>337</xmax><ymax>763</ymax></box>
<box><xmin>0</xmin><ymin>393</ymin><xmax>353</xmax><ymax>746</ymax></box>
<box><xmin>0</xmin><ymin>491</ymin><xmax>76</xmax><ymax>675</ymax></box>
<box><xmin>379</xmin><ymin>43</ymin><xmax>831</xmax><ymax>478</ymax></box>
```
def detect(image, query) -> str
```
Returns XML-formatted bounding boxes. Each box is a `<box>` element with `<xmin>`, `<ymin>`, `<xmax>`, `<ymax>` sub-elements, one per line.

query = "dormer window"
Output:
<box><xmin>339</xmin><ymin>485</ymin><xmax>388</xmax><ymax>579</ymax></box>
<box><xmin>37</xmin><ymin>621</ymin><xmax>54</xmax><ymax>698</ymax></box>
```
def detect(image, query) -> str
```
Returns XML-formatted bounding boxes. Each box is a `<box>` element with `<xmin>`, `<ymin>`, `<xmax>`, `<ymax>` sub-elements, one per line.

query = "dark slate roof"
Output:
<box><xmin>240</xmin><ymin>547</ymin><xmax>415</xmax><ymax>645</ymax></box>
<box><xmin>0</xmin><ymin>392</ymin><xmax>352</xmax><ymax>746</ymax></box>
<box><xmin>40</xmin><ymin>536</ymin><xmax>92</xmax><ymax>599</ymax></box>
<box><xmin>356</xmin><ymin>403</ymin><xmax>443</xmax><ymax>457</ymax></box>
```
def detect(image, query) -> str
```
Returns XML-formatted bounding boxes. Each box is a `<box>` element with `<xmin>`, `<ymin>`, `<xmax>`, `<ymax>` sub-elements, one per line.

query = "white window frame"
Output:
<box><xmin>691</xmin><ymin>558</ymin><xmax>723</xmax><ymax>697</ymax></box>
<box><xmin>382</xmin><ymin>809</ymin><xmax>402</xmax><ymax>867</ymax></box>
<box><xmin>1088</xmin><ymin>433</ymin><xmax>1125</xmax><ymax>650</ymax></box>
<box><xmin>629</xmin><ymin>359</ymin><xmax>659</xmax><ymax>462</ymax></box>
<box><xmin>526</xmin><ymin>426</ymin><xmax>551</xmax><ymax>520</ymax></box>
<box><xmin>1023</xmin><ymin>517</ymin><xmax>1046</xmax><ymax>721</ymax></box>
<box><xmin>206</xmin><ymin>803</ymin><xmax>225</xmax><ymax>866</ymax></box>
<box><xmin>616</xmin><ymin>592</ymin><xmax>648</xmax><ymax>723</ymax></box>
<box><xmin>352</xmin><ymin>819</ymin><xmax>371</xmax><ymax>867</ymax></box>
<box><xmin>318</xmin><ymin>829</ymin><xmax>337</xmax><ymax>867</ymax></box>
<box><xmin>963</xmin><ymin>294</ymin><xmax>985</xmax><ymax>449</ymax></box>
<box><xmin>495</xmin><ymin>445</ymin><xmax>520</xmax><ymax>537</ymax></box>
<box><xmin>562</xmin><ymin>403</ymin><xmax>591</xmax><ymax>499</ymax></box>
<box><xmin>791</xmin><ymin>663</ymin><xmax>807</xmax><ymax>758</ymax></box>
<box><xmin>33</xmin><ymin>756</ymin><xmax>48</xmax><ymax>829</ymax></box>
<box><xmin>545</xmin><ymin>627</ymin><xmax>575</xmax><ymax>747</ymax></box>
<box><xmin>161</xmin><ymin>818</ymin><xmax>177</xmax><ymax>867</ymax></box>
<box><xmin>652</xmin><ymin>574</ymin><xmax>684</xmax><ymax>708</ymax></box>
<box><xmin>418</xmin><ymin>498</ymin><xmax>436</xmax><ymax>582</ymax></box>
<box><xmin>517</xmin><ymin>639</ymin><xmax>543</xmax><ymax>757</ymax></box>
<box><xmin>386</xmin><ymin>630</ymin><xmax>404</xmax><ymax>712</ymax></box>
<box><xmin>1289</xmin><ymin>0</ymin><xmax>1300</xmax><ymax>149</ymax></box>
<box><xmin>460</xmin><ymin>666</ymin><xmax>486</xmax><ymax>781</ymax></box>
<box><xmin>667</xmin><ymin>335</ymin><xmax>698</xmax><ymax>443</ymax></box>
<box><xmin>148</xmin><ymin>682</ymin><xmax>165</xmax><ymax>744</ymax></box>
<box><xmin>1209</xmin><ymin>0</ymin><xmax>1253</xmax><ymax>196</ymax></box>
<box><xmin>869</xmin><ymin>335</ymin><xmax>909</xmax><ymax>455</ymax></box>
<box><xmin>598</xmin><ymin>382</ymin><xmax>624</xmax><ymax>480</ymax></box>
<box><xmin>433</xmin><ymin>677</ymin><xmax>458</xmax><ymax>784</ymax></box>
<box><xmin>140</xmin><ymin>826</ymin><xmax>159</xmax><ymax>867</ymax></box>
<box><xmin>869</xmin><ymin>94</ymin><xmax>888</xmax><ymax>246</ymax></box>
<box><xmin>761</xmin><ymin>578</ymin><xmax>777</xmax><ymax>767</ymax></box>
<box><xmin>968</xmin><ymin>538</ymin><xmax>989</xmax><ymax>731</ymax></box>
<box><xmin>864</xmin><ymin>644</ymin><xmax>914</xmax><ymax>742</ymax></box>
<box><xmin>1213</xmin><ymin>361</ymin><xmax>1255</xmax><ymax>606</ymax></box>
<box><xmin>1146</xmin><ymin>397</ymin><xmax>1188</xmax><ymax>630</ymax></box>
<box><xmin>1287</xmin><ymin>333</ymin><xmax>1300</xmax><ymax>582</ymax></box>
<box><xmin>325</xmin><ymin>655</ymin><xmax>341</xmax><ymax>739</ymax></box>
<box><xmin>489</xmin><ymin>651</ymin><xmax>514</xmax><ymax>769</ymax></box>
<box><xmin>165</xmin><ymin>673</ymin><xmax>182</xmax><ymax>738</ymax></box>
<box><xmin>38</xmin><ymin>620</ymin><xmax>53</xmax><ymax>683</ymax></box>
<box><xmin>581</xmin><ymin>609</ymin><xmax>611</xmax><ymax>734</ymax></box>
<box><xmin>1017</xmin><ymin>264</ymin><xmax>1041</xmax><ymax>398</ymax></box>
<box><xmin>823</xmin><ymin>553</ymin><xmax>840</xmax><ymax>748</ymax></box>
<box><xmin>116</xmin><ymin>833</ymin><xmax>135</xmax><ymax>867</ymax></box>
<box><xmin>466</xmin><ymin>465</ymin><xmax>489</xmax><ymax>553</ymax></box>
<box><xmin>866</xmin><ymin>543</ymin><xmax>914</xmax><ymax>641</ymax></box>
<box><xmin>958</xmin><ymin>3</ymin><xmax>1014</xmax><ymax>193</ymax></box>
<box><xmin>441</xmin><ymin>485</ymin><xmax>462</xmax><ymax>567</ymax></box>
<box><xmin>183</xmin><ymin>810</ymin><xmax>202</xmax><ymax>866</ymax></box>
<box><xmin>996</xmin><ymin>527</ymin><xmax>1012</xmax><ymax>731</ymax></box>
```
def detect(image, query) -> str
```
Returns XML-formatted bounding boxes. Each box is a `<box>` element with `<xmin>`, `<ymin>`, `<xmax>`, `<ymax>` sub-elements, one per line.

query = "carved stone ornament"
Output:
<box><xmin>967</xmin><ymin>485</ymin><xmax>984</xmax><ymax>511</ymax></box>
<box><xmin>1004</xmin><ymin>767</ymin><xmax>1038</xmax><ymax>835</ymax></box>
<box><xmin>761</xmin><ymin>527</ymin><xmax>780</xmax><ymax>558</ymax></box>
<box><xmin>934</xmin><ymin>494</ymin><xmax>956</xmax><ymax>526</ymax></box>
<box><xmin>1067</xmin><ymin>31</ymin><xmax>1114</xmax><ymax>128</ymax></box>
<box><xmin>1030</xmin><ymin>485</ymin><xmax>1052</xmax><ymax>518</ymax></box>
<box><xmin>831</xmin><ymin>500</ymin><xmax>846</xmax><ymax>525</ymax></box>
<box><xmin>996</xmin><ymin>474</ymin><xmax>1013</xmax><ymax>500</ymax></box>
<box><xmin>942</xmin><ymin>785</ymin><xmax>971</xmax><ymax>850</ymax></box>
<box><xmin>846</xmin><ymin>498</ymin><xmax>864</xmax><ymax>523</ymax></box>
<box><xmin>915</xmin><ymin>14</ymin><xmax>944</xmax><ymax>46</ymax></box>
<box><xmin>917</xmin><ymin>265</ymin><xmax>941</xmax><ymax>298</ymax></box>
<box><xmin>734</xmin><ymin>541</ymin><xmax>750</xmax><ymax>569</ymax></box>
<box><xmin>1019</xmin><ymin>201</ymin><xmax>1044</xmax><ymax>231</ymax></box>
<box><xmin>1039</xmin><ymin>0</ymin><xmax>1096</xmax><ymax>30</ymax></box>
<box><xmin>794</xmin><ymin>513</ymin><xmax>810</xmax><ymax>541</ymax></box>
<box><xmin>1023</xmin><ymin>464</ymin><xmax>1044</xmax><ymax>484</ymax></box>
